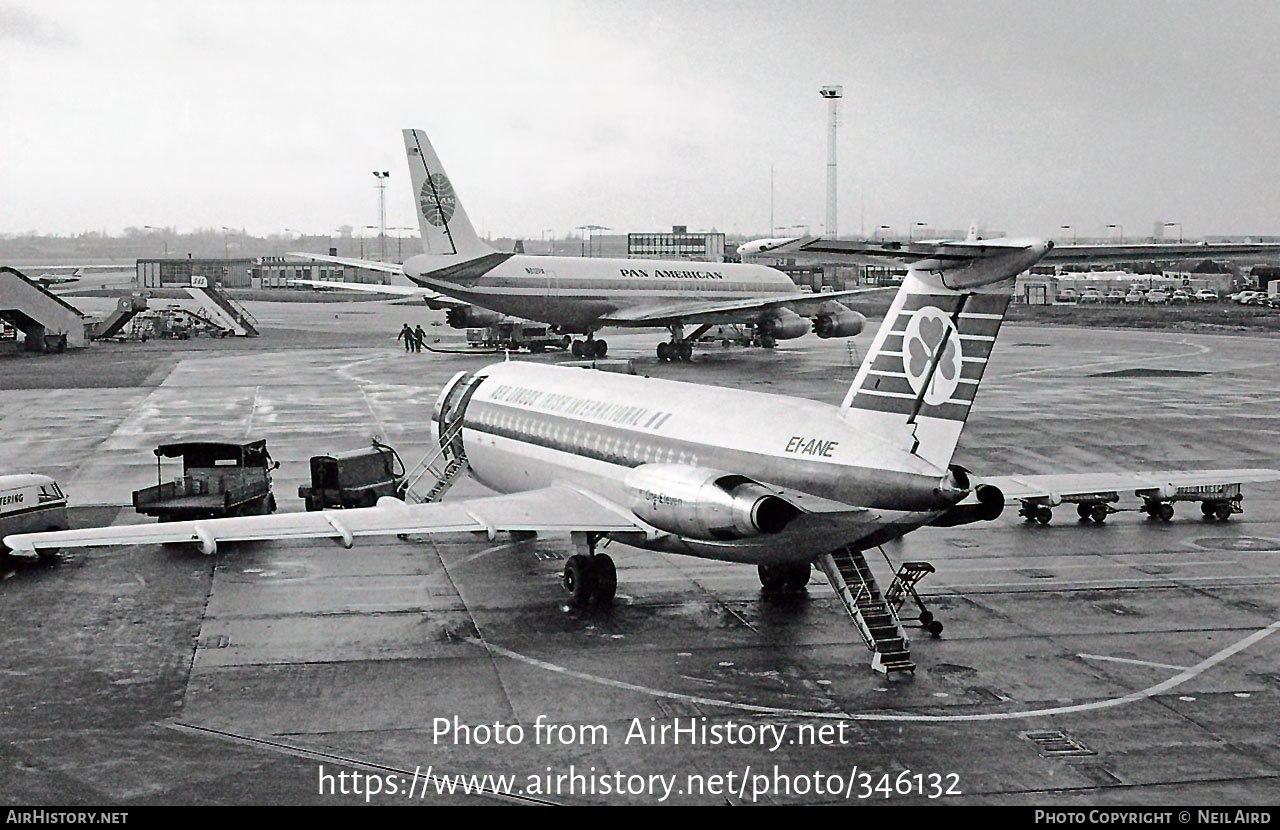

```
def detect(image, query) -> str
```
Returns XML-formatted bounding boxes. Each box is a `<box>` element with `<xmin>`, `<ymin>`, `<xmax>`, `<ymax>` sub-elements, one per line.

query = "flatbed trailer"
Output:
<box><xmin>133</xmin><ymin>440</ymin><xmax>278</xmax><ymax>521</ymax></box>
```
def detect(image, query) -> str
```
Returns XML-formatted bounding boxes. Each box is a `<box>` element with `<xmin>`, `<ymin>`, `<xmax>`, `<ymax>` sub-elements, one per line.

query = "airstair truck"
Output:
<box><xmin>133</xmin><ymin>440</ymin><xmax>278</xmax><ymax>521</ymax></box>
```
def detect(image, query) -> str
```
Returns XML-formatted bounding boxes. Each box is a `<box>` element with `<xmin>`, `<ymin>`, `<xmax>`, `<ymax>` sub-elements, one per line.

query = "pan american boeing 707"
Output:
<box><xmin>292</xmin><ymin>128</ymin><xmax>886</xmax><ymax>362</ymax></box>
<box><xmin>9</xmin><ymin>228</ymin><xmax>1279</xmax><ymax>674</ymax></box>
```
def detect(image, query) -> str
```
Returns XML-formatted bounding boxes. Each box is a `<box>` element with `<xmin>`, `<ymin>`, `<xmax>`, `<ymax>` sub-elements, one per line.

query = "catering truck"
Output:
<box><xmin>0</xmin><ymin>474</ymin><xmax>69</xmax><ymax>557</ymax></box>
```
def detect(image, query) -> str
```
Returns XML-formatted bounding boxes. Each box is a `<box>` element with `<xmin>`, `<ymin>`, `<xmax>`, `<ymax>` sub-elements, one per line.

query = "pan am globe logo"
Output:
<box><xmin>903</xmin><ymin>307</ymin><xmax>963</xmax><ymax>406</ymax></box>
<box><xmin>419</xmin><ymin>173</ymin><xmax>457</xmax><ymax>227</ymax></box>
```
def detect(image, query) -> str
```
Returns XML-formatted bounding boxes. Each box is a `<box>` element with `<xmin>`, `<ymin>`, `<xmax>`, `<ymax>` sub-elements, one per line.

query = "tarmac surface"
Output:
<box><xmin>2</xmin><ymin>296</ymin><xmax>1279</xmax><ymax>805</ymax></box>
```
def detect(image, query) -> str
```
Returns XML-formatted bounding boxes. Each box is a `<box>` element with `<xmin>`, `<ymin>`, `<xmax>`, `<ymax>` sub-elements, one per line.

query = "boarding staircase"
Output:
<box><xmin>186</xmin><ymin>280</ymin><xmax>258</xmax><ymax>336</ymax></box>
<box><xmin>0</xmin><ymin>266</ymin><xmax>87</xmax><ymax>350</ymax></box>
<box><xmin>399</xmin><ymin>420</ymin><xmax>468</xmax><ymax>504</ymax></box>
<box><xmin>815</xmin><ymin>545</ymin><xmax>915</xmax><ymax>675</ymax></box>
<box><xmin>87</xmin><ymin>293</ymin><xmax>148</xmax><ymax>340</ymax></box>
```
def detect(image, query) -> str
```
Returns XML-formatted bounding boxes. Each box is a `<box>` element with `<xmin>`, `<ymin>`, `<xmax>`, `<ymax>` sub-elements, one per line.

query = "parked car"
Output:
<box><xmin>1105</xmin><ymin>289</ymin><xmax>1128</xmax><ymax>303</ymax></box>
<box><xmin>1124</xmin><ymin>290</ymin><xmax>1146</xmax><ymax>304</ymax></box>
<box><xmin>1237</xmin><ymin>291</ymin><xmax>1265</xmax><ymax>305</ymax></box>
<box><xmin>1146</xmin><ymin>289</ymin><xmax>1170</xmax><ymax>305</ymax></box>
<box><xmin>1078</xmin><ymin>289</ymin><xmax>1104</xmax><ymax>304</ymax></box>
<box><xmin>1057</xmin><ymin>288</ymin><xmax>1079</xmax><ymax>303</ymax></box>
<box><xmin>1169</xmin><ymin>290</ymin><xmax>1190</xmax><ymax>305</ymax></box>
<box><xmin>1194</xmin><ymin>289</ymin><xmax>1219</xmax><ymax>302</ymax></box>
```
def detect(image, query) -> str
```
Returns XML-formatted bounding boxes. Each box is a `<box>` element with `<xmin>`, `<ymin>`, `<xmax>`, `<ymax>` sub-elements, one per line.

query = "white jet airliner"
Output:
<box><xmin>291</xmin><ymin>129</ymin><xmax>879</xmax><ymax>362</ymax></box>
<box><xmin>9</xmin><ymin>238</ymin><xmax>1278</xmax><ymax>673</ymax></box>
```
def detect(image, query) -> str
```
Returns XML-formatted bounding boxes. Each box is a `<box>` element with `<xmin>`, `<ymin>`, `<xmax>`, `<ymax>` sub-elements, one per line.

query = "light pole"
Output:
<box><xmin>1164</xmin><ymin>221</ymin><xmax>1183</xmax><ymax>243</ymax></box>
<box><xmin>363</xmin><ymin>226</ymin><xmax>377</xmax><ymax>261</ymax></box>
<box><xmin>1105</xmin><ymin>223</ymin><xmax>1124</xmax><ymax>243</ymax></box>
<box><xmin>874</xmin><ymin>224</ymin><xmax>891</xmax><ymax>241</ymax></box>
<box><xmin>144</xmin><ymin>225</ymin><xmax>168</xmax><ymax>256</ymax></box>
<box><xmin>221</xmin><ymin>226</ymin><xmax>232</xmax><ymax>260</ymax></box>
<box><xmin>542</xmin><ymin>229</ymin><xmax>555</xmax><ymax>255</ymax></box>
<box><xmin>390</xmin><ymin>226</ymin><xmax>414</xmax><ymax>263</ymax></box>
<box><xmin>1060</xmin><ymin>225</ymin><xmax>1077</xmax><ymax>244</ymax></box>
<box><xmin>373</xmin><ymin>171</ymin><xmax>390</xmax><ymax>261</ymax></box>
<box><xmin>909</xmin><ymin>222</ymin><xmax>927</xmax><ymax>242</ymax></box>
<box><xmin>575</xmin><ymin>224</ymin><xmax>608</xmax><ymax>257</ymax></box>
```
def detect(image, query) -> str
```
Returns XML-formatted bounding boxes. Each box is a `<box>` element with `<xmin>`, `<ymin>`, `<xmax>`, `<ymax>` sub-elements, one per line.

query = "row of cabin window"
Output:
<box><xmin>473</xmin><ymin>408</ymin><xmax>697</xmax><ymax>467</ymax></box>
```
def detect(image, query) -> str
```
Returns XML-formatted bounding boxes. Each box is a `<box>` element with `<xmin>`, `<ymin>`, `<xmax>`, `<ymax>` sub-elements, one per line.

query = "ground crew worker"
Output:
<box><xmin>414</xmin><ymin>324</ymin><xmax>427</xmax><ymax>353</ymax></box>
<box><xmin>398</xmin><ymin>322</ymin><xmax>415</xmax><ymax>352</ymax></box>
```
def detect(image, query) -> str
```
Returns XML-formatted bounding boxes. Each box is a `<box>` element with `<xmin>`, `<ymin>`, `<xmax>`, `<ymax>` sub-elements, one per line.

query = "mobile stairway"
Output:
<box><xmin>815</xmin><ymin>546</ymin><xmax>918</xmax><ymax>675</ymax></box>
<box><xmin>87</xmin><ymin>293</ymin><xmax>149</xmax><ymax>340</ymax></box>
<box><xmin>399</xmin><ymin>421</ymin><xmax>468</xmax><ymax>503</ymax></box>
<box><xmin>0</xmin><ymin>266</ymin><xmax>87</xmax><ymax>351</ymax></box>
<box><xmin>186</xmin><ymin>277</ymin><xmax>258</xmax><ymax>336</ymax></box>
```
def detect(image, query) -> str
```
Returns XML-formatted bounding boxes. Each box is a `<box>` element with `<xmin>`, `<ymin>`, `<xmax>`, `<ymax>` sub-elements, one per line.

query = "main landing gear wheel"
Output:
<box><xmin>591</xmin><ymin>553</ymin><xmax>617</xmax><ymax>604</ymax></box>
<box><xmin>571</xmin><ymin>339</ymin><xmax>608</xmax><ymax>358</ymax></box>
<box><xmin>657</xmin><ymin>341</ymin><xmax>693</xmax><ymax>362</ymax></box>
<box><xmin>563</xmin><ymin>554</ymin><xmax>616</xmax><ymax>607</ymax></box>
<box><xmin>757</xmin><ymin>561</ymin><xmax>811</xmax><ymax>592</ymax></box>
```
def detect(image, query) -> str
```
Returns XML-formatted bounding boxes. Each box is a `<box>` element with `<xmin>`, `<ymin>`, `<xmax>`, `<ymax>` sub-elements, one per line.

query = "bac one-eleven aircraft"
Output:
<box><xmin>291</xmin><ymin>128</ymin><xmax>882</xmax><ymax>362</ymax></box>
<box><xmin>9</xmin><ymin>235</ymin><xmax>1280</xmax><ymax>674</ymax></box>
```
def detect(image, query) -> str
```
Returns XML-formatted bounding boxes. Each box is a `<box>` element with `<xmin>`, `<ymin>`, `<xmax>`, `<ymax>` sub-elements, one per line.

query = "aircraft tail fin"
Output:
<box><xmin>402</xmin><ymin>128</ymin><xmax>496</xmax><ymax>259</ymax></box>
<box><xmin>840</xmin><ymin>270</ymin><xmax>1014</xmax><ymax>470</ymax></box>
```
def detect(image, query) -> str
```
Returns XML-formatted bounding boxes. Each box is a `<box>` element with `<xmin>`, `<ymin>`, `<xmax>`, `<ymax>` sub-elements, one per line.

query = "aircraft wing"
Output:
<box><xmin>285</xmin><ymin>279</ymin><xmax>465</xmax><ymax>307</ymax></box>
<box><xmin>759</xmin><ymin>237</ymin><xmax>1280</xmax><ymax>268</ymax></box>
<box><xmin>287</xmin><ymin>252</ymin><xmax>406</xmax><ymax>275</ymax></box>
<box><xmin>979</xmin><ymin>469</ymin><xmax>1280</xmax><ymax>502</ymax></box>
<box><xmin>2</xmin><ymin>487</ymin><xmax>650</xmax><ymax>557</ymax></box>
<box><xmin>1042</xmin><ymin>242</ymin><xmax>1280</xmax><ymax>265</ymax></box>
<box><xmin>599</xmin><ymin>287</ymin><xmax>892</xmax><ymax>326</ymax></box>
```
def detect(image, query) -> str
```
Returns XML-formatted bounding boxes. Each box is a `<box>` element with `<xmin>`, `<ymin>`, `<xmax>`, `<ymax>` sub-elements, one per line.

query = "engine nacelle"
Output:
<box><xmin>759</xmin><ymin>308</ymin><xmax>809</xmax><ymax>340</ymax></box>
<box><xmin>929</xmin><ymin>483</ymin><xmax>1005</xmax><ymax>527</ymax></box>
<box><xmin>446</xmin><ymin>306</ymin><xmax>504</xmax><ymax>329</ymax></box>
<box><xmin>624</xmin><ymin>464</ymin><xmax>801</xmax><ymax>541</ymax></box>
<box><xmin>813</xmin><ymin>308</ymin><xmax>866</xmax><ymax>339</ymax></box>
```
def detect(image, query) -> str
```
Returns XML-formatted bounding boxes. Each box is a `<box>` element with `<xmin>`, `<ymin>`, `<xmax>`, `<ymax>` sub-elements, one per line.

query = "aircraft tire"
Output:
<box><xmin>1089</xmin><ymin>504</ymin><xmax>1109</xmax><ymax>524</ymax></box>
<box><xmin>1035</xmin><ymin>506</ymin><xmax>1053</xmax><ymax>525</ymax></box>
<box><xmin>657</xmin><ymin>342</ymin><xmax>670</xmax><ymax>361</ymax></box>
<box><xmin>757</xmin><ymin>563</ymin><xmax>788</xmax><ymax>591</ymax></box>
<box><xmin>677</xmin><ymin>342</ymin><xmax>693</xmax><ymax>362</ymax></box>
<box><xmin>590</xmin><ymin>554</ymin><xmax>617</xmax><ymax>604</ymax></box>
<box><xmin>1077</xmin><ymin>504</ymin><xmax>1091</xmax><ymax>520</ymax></box>
<box><xmin>594</xmin><ymin>339</ymin><xmax>608</xmax><ymax>358</ymax></box>
<box><xmin>783</xmin><ymin>561</ymin><xmax>811</xmax><ymax>589</ymax></box>
<box><xmin>564</xmin><ymin>555</ymin><xmax>595</xmax><ymax>607</ymax></box>
<box><xmin>1158</xmin><ymin>502</ymin><xmax>1174</xmax><ymax>522</ymax></box>
<box><xmin>760</xmin><ymin>334</ymin><xmax>776</xmax><ymax>349</ymax></box>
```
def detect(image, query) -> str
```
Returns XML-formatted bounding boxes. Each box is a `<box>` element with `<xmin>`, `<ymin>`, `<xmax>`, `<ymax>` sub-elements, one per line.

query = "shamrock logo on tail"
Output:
<box><xmin>902</xmin><ymin>307</ymin><xmax>963</xmax><ymax>406</ymax></box>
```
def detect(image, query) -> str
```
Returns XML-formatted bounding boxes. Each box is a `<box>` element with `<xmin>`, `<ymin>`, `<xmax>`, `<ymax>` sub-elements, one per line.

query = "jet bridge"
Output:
<box><xmin>0</xmin><ymin>266</ymin><xmax>87</xmax><ymax>351</ymax></box>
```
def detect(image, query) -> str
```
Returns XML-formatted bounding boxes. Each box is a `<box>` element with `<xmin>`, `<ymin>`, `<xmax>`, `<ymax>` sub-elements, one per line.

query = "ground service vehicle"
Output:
<box><xmin>0</xmin><ymin>474</ymin><xmax>68</xmax><ymax>557</ymax></box>
<box><xmin>133</xmin><ymin>441</ymin><xmax>278</xmax><ymax>521</ymax></box>
<box><xmin>299</xmin><ymin>441</ymin><xmax>406</xmax><ymax>510</ymax></box>
<box><xmin>1146</xmin><ymin>289</ymin><xmax>1170</xmax><ymax>305</ymax></box>
<box><xmin>465</xmin><ymin>321</ymin><xmax>570</xmax><ymax>353</ymax></box>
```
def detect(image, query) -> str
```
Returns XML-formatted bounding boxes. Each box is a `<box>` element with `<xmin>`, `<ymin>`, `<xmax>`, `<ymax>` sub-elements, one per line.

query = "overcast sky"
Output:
<box><xmin>2</xmin><ymin>0</ymin><xmax>1278</xmax><ymax>241</ymax></box>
